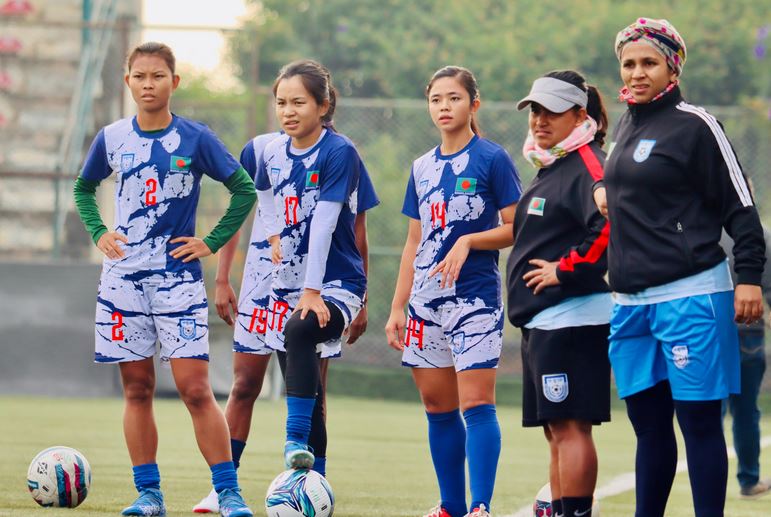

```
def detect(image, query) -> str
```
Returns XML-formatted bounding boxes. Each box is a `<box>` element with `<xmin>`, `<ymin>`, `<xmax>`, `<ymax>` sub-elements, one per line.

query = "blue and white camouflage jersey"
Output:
<box><xmin>234</xmin><ymin>131</ymin><xmax>379</xmax><ymax>356</ymax></box>
<box><xmin>80</xmin><ymin>114</ymin><xmax>241</xmax><ymax>282</ymax></box>
<box><xmin>401</xmin><ymin>135</ymin><xmax>521</xmax><ymax>371</ymax></box>
<box><xmin>256</xmin><ymin>130</ymin><xmax>369</xmax><ymax>305</ymax></box>
<box><xmin>231</xmin><ymin>132</ymin><xmax>282</xmax><ymax>355</ymax></box>
<box><xmin>402</xmin><ymin>134</ymin><xmax>522</xmax><ymax>309</ymax></box>
<box><xmin>82</xmin><ymin>115</ymin><xmax>240</xmax><ymax>364</ymax></box>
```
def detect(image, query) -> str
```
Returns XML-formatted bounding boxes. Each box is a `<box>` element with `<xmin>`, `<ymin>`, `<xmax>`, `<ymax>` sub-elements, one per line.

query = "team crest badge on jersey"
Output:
<box><xmin>170</xmin><ymin>155</ymin><xmax>192</xmax><ymax>172</ymax></box>
<box><xmin>305</xmin><ymin>170</ymin><xmax>320</xmax><ymax>189</ymax></box>
<box><xmin>120</xmin><ymin>153</ymin><xmax>134</xmax><ymax>173</ymax></box>
<box><xmin>455</xmin><ymin>177</ymin><xmax>477</xmax><ymax>195</ymax></box>
<box><xmin>542</xmin><ymin>373</ymin><xmax>569</xmax><ymax>403</ymax></box>
<box><xmin>633</xmin><ymin>139</ymin><xmax>656</xmax><ymax>163</ymax></box>
<box><xmin>419</xmin><ymin>178</ymin><xmax>429</xmax><ymax>196</ymax></box>
<box><xmin>527</xmin><ymin>197</ymin><xmax>546</xmax><ymax>216</ymax></box>
<box><xmin>451</xmin><ymin>333</ymin><xmax>465</xmax><ymax>355</ymax></box>
<box><xmin>271</xmin><ymin>167</ymin><xmax>281</xmax><ymax>184</ymax></box>
<box><xmin>179</xmin><ymin>318</ymin><xmax>197</xmax><ymax>339</ymax></box>
<box><xmin>672</xmin><ymin>345</ymin><xmax>689</xmax><ymax>369</ymax></box>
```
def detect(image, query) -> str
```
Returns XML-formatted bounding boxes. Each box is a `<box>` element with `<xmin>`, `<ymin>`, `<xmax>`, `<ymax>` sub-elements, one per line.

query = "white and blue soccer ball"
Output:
<box><xmin>533</xmin><ymin>483</ymin><xmax>599</xmax><ymax>516</ymax></box>
<box><xmin>265</xmin><ymin>468</ymin><xmax>334</xmax><ymax>517</ymax></box>
<box><xmin>27</xmin><ymin>446</ymin><xmax>91</xmax><ymax>508</ymax></box>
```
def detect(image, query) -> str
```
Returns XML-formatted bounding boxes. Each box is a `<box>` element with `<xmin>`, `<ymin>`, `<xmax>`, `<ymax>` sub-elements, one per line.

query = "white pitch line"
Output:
<box><xmin>503</xmin><ymin>435</ymin><xmax>771</xmax><ymax>517</ymax></box>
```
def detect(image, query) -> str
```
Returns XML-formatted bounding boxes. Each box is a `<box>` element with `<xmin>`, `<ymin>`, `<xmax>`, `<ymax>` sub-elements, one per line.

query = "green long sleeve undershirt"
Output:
<box><xmin>73</xmin><ymin>176</ymin><xmax>108</xmax><ymax>245</ymax></box>
<box><xmin>72</xmin><ymin>166</ymin><xmax>257</xmax><ymax>253</ymax></box>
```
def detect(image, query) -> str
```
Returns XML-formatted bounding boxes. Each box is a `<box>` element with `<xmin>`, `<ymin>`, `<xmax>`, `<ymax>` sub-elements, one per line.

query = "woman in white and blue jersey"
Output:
<box><xmin>252</xmin><ymin>60</ymin><xmax>375</xmax><ymax>472</ymax></box>
<box><xmin>72</xmin><ymin>43</ymin><xmax>254</xmax><ymax>517</ymax></box>
<box><xmin>193</xmin><ymin>129</ymin><xmax>379</xmax><ymax>512</ymax></box>
<box><xmin>385</xmin><ymin>66</ymin><xmax>522</xmax><ymax>517</ymax></box>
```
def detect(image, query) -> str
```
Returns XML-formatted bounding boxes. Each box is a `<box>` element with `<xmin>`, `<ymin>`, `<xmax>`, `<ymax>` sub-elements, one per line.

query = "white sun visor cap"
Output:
<box><xmin>516</xmin><ymin>77</ymin><xmax>588</xmax><ymax>113</ymax></box>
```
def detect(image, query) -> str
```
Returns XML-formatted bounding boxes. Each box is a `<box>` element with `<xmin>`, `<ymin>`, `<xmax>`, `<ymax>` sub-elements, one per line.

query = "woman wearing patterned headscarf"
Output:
<box><xmin>593</xmin><ymin>17</ymin><xmax>765</xmax><ymax>517</ymax></box>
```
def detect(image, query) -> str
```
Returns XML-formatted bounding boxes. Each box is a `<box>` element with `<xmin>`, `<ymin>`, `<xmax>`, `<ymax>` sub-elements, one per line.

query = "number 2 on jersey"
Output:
<box><xmin>145</xmin><ymin>178</ymin><xmax>158</xmax><ymax>206</ymax></box>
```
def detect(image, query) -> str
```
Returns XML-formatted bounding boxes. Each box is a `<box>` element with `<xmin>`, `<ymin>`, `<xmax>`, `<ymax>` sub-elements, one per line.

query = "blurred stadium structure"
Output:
<box><xmin>1</xmin><ymin>2</ymin><xmax>770</xmax><ymax>396</ymax></box>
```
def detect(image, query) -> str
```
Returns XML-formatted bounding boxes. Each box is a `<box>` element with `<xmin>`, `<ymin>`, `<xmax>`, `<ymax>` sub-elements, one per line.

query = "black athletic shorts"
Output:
<box><xmin>521</xmin><ymin>324</ymin><xmax>611</xmax><ymax>427</ymax></box>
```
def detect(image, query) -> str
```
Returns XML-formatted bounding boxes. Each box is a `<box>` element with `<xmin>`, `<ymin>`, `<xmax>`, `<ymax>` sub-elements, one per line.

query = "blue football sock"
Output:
<box><xmin>230</xmin><ymin>439</ymin><xmax>246</xmax><ymax>470</ymax></box>
<box><xmin>286</xmin><ymin>396</ymin><xmax>316</xmax><ymax>444</ymax></box>
<box><xmin>312</xmin><ymin>456</ymin><xmax>327</xmax><ymax>477</ymax></box>
<box><xmin>211</xmin><ymin>461</ymin><xmax>238</xmax><ymax>493</ymax></box>
<box><xmin>132</xmin><ymin>463</ymin><xmax>160</xmax><ymax>492</ymax></box>
<box><xmin>427</xmin><ymin>410</ymin><xmax>467</xmax><ymax>517</ymax></box>
<box><xmin>464</xmin><ymin>404</ymin><xmax>501</xmax><ymax>512</ymax></box>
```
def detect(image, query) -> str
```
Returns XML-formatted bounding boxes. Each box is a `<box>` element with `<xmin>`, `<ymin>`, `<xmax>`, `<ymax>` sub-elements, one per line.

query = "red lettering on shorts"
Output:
<box><xmin>248</xmin><ymin>307</ymin><xmax>270</xmax><ymax>334</ymax></box>
<box><xmin>111</xmin><ymin>311</ymin><xmax>124</xmax><ymax>341</ymax></box>
<box><xmin>271</xmin><ymin>300</ymin><xmax>290</xmax><ymax>331</ymax></box>
<box><xmin>404</xmin><ymin>317</ymin><xmax>425</xmax><ymax>350</ymax></box>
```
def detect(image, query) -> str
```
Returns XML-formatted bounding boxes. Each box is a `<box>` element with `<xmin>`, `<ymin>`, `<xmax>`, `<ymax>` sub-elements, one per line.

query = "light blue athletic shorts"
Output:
<box><xmin>608</xmin><ymin>290</ymin><xmax>740</xmax><ymax>400</ymax></box>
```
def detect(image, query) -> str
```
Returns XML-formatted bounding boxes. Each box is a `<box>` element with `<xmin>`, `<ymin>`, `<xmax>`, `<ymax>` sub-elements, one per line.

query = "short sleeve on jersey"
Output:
<box><xmin>490</xmin><ymin>148</ymin><xmax>522</xmax><ymax>209</ymax></box>
<box><xmin>356</xmin><ymin>162</ymin><xmax>380</xmax><ymax>213</ymax></box>
<box><xmin>401</xmin><ymin>168</ymin><xmax>420</xmax><ymax>220</ymax></box>
<box><xmin>319</xmin><ymin>143</ymin><xmax>358</xmax><ymax>203</ymax></box>
<box><xmin>194</xmin><ymin>126</ymin><xmax>240</xmax><ymax>182</ymax></box>
<box><xmin>80</xmin><ymin>130</ymin><xmax>111</xmax><ymax>182</ymax></box>
<box><xmin>255</xmin><ymin>150</ymin><xmax>271</xmax><ymax>191</ymax></box>
<box><xmin>239</xmin><ymin>140</ymin><xmax>258</xmax><ymax>182</ymax></box>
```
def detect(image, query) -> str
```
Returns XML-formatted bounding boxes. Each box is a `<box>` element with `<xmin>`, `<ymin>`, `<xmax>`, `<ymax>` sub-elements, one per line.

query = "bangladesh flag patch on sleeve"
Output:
<box><xmin>306</xmin><ymin>170</ymin><xmax>320</xmax><ymax>189</ymax></box>
<box><xmin>170</xmin><ymin>155</ymin><xmax>191</xmax><ymax>172</ymax></box>
<box><xmin>454</xmin><ymin>177</ymin><xmax>477</xmax><ymax>194</ymax></box>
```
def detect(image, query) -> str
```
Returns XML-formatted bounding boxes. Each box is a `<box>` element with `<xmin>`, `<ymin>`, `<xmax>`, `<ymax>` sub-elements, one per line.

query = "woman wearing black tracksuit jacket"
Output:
<box><xmin>593</xmin><ymin>17</ymin><xmax>765</xmax><ymax>517</ymax></box>
<box><xmin>507</xmin><ymin>70</ymin><xmax>611</xmax><ymax>517</ymax></box>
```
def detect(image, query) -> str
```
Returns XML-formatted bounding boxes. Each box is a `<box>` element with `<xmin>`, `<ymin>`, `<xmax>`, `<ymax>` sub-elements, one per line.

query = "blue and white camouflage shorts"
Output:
<box><xmin>401</xmin><ymin>300</ymin><xmax>503</xmax><ymax>372</ymax></box>
<box><xmin>94</xmin><ymin>272</ymin><xmax>209</xmax><ymax>364</ymax></box>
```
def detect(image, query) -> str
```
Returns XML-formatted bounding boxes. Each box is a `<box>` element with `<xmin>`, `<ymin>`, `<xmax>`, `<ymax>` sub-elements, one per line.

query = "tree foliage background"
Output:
<box><xmin>228</xmin><ymin>0</ymin><xmax>770</xmax><ymax>105</ymax></box>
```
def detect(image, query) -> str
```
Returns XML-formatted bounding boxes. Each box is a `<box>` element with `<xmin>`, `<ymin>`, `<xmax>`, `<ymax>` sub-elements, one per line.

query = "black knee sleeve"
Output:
<box><xmin>283</xmin><ymin>302</ymin><xmax>344</xmax><ymax>399</ymax></box>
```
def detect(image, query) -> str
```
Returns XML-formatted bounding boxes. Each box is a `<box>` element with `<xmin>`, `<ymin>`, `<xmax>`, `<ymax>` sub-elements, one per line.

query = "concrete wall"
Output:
<box><xmin>0</xmin><ymin>261</ymin><xmax>276</xmax><ymax>398</ymax></box>
<box><xmin>0</xmin><ymin>0</ymin><xmax>141</xmax><ymax>254</ymax></box>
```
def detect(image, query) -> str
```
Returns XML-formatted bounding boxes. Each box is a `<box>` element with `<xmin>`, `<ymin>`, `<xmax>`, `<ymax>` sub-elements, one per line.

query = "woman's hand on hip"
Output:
<box><xmin>169</xmin><ymin>236</ymin><xmax>212</xmax><ymax>263</ymax></box>
<box><xmin>97</xmin><ymin>231</ymin><xmax>129</xmax><ymax>260</ymax></box>
<box><xmin>523</xmin><ymin>259</ymin><xmax>561</xmax><ymax>294</ymax></box>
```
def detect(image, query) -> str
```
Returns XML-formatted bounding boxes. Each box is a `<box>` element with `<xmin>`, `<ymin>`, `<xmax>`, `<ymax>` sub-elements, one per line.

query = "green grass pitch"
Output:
<box><xmin>1</xmin><ymin>395</ymin><xmax>770</xmax><ymax>516</ymax></box>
